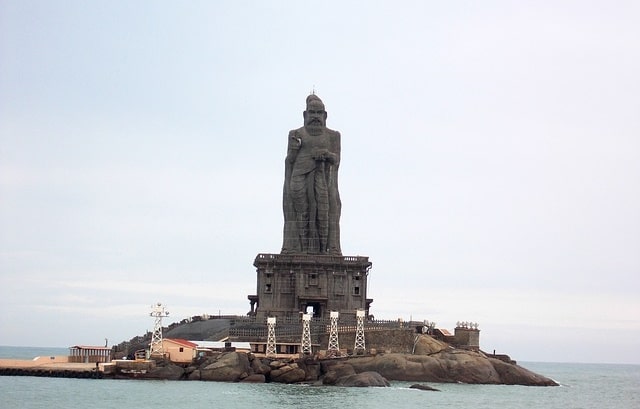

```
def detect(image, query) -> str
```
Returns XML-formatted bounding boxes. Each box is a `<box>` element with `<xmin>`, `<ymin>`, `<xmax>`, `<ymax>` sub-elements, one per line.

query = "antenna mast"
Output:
<box><xmin>149</xmin><ymin>302</ymin><xmax>169</xmax><ymax>357</ymax></box>
<box><xmin>266</xmin><ymin>317</ymin><xmax>277</xmax><ymax>357</ymax></box>
<box><xmin>354</xmin><ymin>309</ymin><xmax>366</xmax><ymax>355</ymax></box>
<box><xmin>327</xmin><ymin>311</ymin><xmax>340</xmax><ymax>354</ymax></box>
<box><xmin>301</xmin><ymin>313</ymin><xmax>313</xmax><ymax>355</ymax></box>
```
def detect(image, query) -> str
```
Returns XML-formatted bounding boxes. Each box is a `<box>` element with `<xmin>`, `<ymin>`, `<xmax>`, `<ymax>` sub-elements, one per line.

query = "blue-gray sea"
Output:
<box><xmin>1</xmin><ymin>346</ymin><xmax>638</xmax><ymax>409</ymax></box>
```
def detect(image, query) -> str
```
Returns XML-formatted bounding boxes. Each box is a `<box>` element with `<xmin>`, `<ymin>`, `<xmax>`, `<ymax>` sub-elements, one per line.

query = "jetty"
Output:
<box><xmin>0</xmin><ymin>357</ymin><xmax>105</xmax><ymax>379</ymax></box>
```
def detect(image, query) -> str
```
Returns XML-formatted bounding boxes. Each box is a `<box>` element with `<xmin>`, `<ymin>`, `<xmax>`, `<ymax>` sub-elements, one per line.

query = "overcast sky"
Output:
<box><xmin>1</xmin><ymin>1</ymin><xmax>638</xmax><ymax>364</ymax></box>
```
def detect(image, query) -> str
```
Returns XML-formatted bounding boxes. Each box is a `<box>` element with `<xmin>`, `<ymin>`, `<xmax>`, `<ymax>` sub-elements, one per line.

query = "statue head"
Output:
<box><xmin>303</xmin><ymin>94</ymin><xmax>327</xmax><ymax>134</ymax></box>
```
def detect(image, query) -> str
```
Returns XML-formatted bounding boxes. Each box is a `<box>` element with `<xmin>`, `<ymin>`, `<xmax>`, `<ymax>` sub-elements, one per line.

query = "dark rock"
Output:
<box><xmin>303</xmin><ymin>361</ymin><xmax>321</xmax><ymax>381</ymax></box>
<box><xmin>269</xmin><ymin>360</ymin><xmax>285</xmax><ymax>369</ymax></box>
<box><xmin>241</xmin><ymin>374</ymin><xmax>266</xmax><ymax>383</ymax></box>
<box><xmin>250</xmin><ymin>357</ymin><xmax>271</xmax><ymax>375</ymax></box>
<box><xmin>290</xmin><ymin>358</ymin><xmax>321</xmax><ymax>382</ymax></box>
<box><xmin>334</xmin><ymin>371</ymin><xmax>390</xmax><ymax>387</ymax></box>
<box><xmin>144</xmin><ymin>362</ymin><xmax>185</xmax><ymax>380</ymax></box>
<box><xmin>410</xmin><ymin>384</ymin><xmax>440</xmax><ymax>391</ymax></box>
<box><xmin>200</xmin><ymin>352</ymin><xmax>250</xmax><ymax>382</ymax></box>
<box><xmin>321</xmin><ymin>362</ymin><xmax>356</xmax><ymax>385</ymax></box>
<box><xmin>270</xmin><ymin>363</ymin><xmax>307</xmax><ymax>383</ymax></box>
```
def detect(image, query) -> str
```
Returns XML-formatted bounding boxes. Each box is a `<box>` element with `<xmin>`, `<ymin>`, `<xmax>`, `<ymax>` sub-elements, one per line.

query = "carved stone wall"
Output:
<box><xmin>249</xmin><ymin>253</ymin><xmax>372</xmax><ymax>321</ymax></box>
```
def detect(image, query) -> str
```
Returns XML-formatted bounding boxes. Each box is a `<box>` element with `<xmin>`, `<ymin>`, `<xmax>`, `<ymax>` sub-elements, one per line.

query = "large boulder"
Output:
<box><xmin>341</xmin><ymin>352</ymin><xmax>557</xmax><ymax>385</ymax></box>
<box><xmin>488</xmin><ymin>358</ymin><xmax>558</xmax><ymax>386</ymax></box>
<box><xmin>241</xmin><ymin>374</ymin><xmax>266</xmax><ymax>383</ymax></box>
<box><xmin>334</xmin><ymin>371</ymin><xmax>390</xmax><ymax>387</ymax></box>
<box><xmin>321</xmin><ymin>362</ymin><xmax>356</xmax><ymax>385</ymax></box>
<box><xmin>269</xmin><ymin>362</ymin><xmax>307</xmax><ymax>384</ymax></box>
<box><xmin>413</xmin><ymin>335</ymin><xmax>449</xmax><ymax>355</ymax></box>
<box><xmin>343</xmin><ymin>353</ymin><xmax>434</xmax><ymax>381</ymax></box>
<box><xmin>434</xmin><ymin>351</ymin><xmax>502</xmax><ymax>383</ymax></box>
<box><xmin>187</xmin><ymin>369</ymin><xmax>201</xmax><ymax>380</ymax></box>
<box><xmin>199</xmin><ymin>352</ymin><xmax>250</xmax><ymax>382</ymax></box>
<box><xmin>143</xmin><ymin>361</ymin><xmax>185</xmax><ymax>380</ymax></box>
<box><xmin>296</xmin><ymin>359</ymin><xmax>321</xmax><ymax>381</ymax></box>
<box><xmin>250</xmin><ymin>357</ymin><xmax>271</xmax><ymax>375</ymax></box>
<box><xmin>305</xmin><ymin>363</ymin><xmax>321</xmax><ymax>381</ymax></box>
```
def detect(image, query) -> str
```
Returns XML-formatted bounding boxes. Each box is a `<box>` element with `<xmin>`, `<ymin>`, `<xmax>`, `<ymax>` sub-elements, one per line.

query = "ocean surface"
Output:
<box><xmin>1</xmin><ymin>346</ymin><xmax>638</xmax><ymax>409</ymax></box>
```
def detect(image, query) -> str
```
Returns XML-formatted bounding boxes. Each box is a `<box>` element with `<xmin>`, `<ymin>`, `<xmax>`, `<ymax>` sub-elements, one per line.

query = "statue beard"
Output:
<box><xmin>305</xmin><ymin>119</ymin><xmax>325</xmax><ymax>135</ymax></box>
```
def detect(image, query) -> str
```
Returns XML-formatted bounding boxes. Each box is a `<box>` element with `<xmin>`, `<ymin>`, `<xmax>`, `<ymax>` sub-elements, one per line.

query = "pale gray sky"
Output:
<box><xmin>1</xmin><ymin>1</ymin><xmax>638</xmax><ymax>364</ymax></box>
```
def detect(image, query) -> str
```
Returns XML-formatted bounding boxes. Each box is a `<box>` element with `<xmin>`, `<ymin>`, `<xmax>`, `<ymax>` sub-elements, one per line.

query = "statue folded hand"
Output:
<box><xmin>312</xmin><ymin>149</ymin><xmax>336</xmax><ymax>163</ymax></box>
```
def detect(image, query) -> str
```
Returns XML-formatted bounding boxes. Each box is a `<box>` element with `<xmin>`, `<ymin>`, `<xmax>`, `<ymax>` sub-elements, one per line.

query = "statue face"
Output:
<box><xmin>304</xmin><ymin>101</ymin><xmax>327</xmax><ymax>130</ymax></box>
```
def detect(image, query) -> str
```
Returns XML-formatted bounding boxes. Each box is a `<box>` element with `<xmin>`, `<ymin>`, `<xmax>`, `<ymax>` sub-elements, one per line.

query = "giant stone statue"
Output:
<box><xmin>249</xmin><ymin>94</ymin><xmax>372</xmax><ymax>321</ymax></box>
<box><xmin>281</xmin><ymin>94</ymin><xmax>342</xmax><ymax>255</ymax></box>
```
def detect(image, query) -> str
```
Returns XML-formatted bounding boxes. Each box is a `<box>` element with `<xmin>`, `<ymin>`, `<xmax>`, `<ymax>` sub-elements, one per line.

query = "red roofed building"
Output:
<box><xmin>161</xmin><ymin>339</ymin><xmax>198</xmax><ymax>364</ymax></box>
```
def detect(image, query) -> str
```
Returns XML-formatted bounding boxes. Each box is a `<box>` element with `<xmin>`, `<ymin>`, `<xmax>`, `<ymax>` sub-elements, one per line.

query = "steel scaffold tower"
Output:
<box><xmin>266</xmin><ymin>317</ymin><xmax>277</xmax><ymax>357</ymax></box>
<box><xmin>327</xmin><ymin>311</ymin><xmax>340</xmax><ymax>353</ymax></box>
<box><xmin>149</xmin><ymin>302</ymin><xmax>169</xmax><ymax>357</ymax></box>
<box><xmin>301</xmin><ymin>313</ymin><xmax>312</xmax><ymax>355</ymax></box>
<box><xmin>354</xmin><ymin>309</ymin><xmax>366</xmax><ymax>354</ymax></box>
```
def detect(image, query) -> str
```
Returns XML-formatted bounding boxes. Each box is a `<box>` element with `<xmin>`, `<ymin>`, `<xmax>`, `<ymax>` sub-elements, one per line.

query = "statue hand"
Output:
<box><xmin>324</xmin><ymin>152</ymin><xmax>337</xmax><ymax>164</ymax></box>
<box><xmin>312</xmin><ymin>148</ymin><xmax>330</xmax><ymax>161</ymax></box>
<box><xmin>313</xmin><ymin>149</ymin><xmax>337</xmax><ymax>164</ymax></box>
<box><xmin>289</xmin><ymin>135</ymin><xmax>302</xmax><ymax>149</ymax></box>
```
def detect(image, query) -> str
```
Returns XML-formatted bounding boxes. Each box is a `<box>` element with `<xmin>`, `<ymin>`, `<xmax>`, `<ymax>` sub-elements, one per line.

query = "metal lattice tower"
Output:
<box><xmin>354</xmin><ymin>309</ymin><xmax>366</xmax><ymax>354</ymax></box>
<box><xmin>327</xmin><ymin>311</ymin><xmax>340</xmax><ymax>353</ymax></box>
<box><xmin>266</xmin><ymin>317</ymin><xmax>277</xmax><ymax>357</ymax></box>
<box><xmin>149</xmin><ymin>302</ymin><xmax>169</xmax><ymax>357</ymax></box>
<box><xmin>301</xmin><ymin>313</ymin><xmax>312</xmax><ymax>355</ymax></box>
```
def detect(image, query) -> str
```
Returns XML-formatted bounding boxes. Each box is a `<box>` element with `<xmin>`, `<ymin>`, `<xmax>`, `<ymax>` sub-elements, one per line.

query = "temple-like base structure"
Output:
<box><xmin>248</xmin><ymin>253</ymin><xmax>373</xmax><ymax>321</ymax></box>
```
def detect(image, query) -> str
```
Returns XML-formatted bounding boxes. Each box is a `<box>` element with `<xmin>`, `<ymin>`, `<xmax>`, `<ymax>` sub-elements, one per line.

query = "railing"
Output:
<box><xmin>254</xmin><ymin>253</ymin><xmax>370</xmax><ymax>264</ymax></box>
<box><xmin>229</xmin><ymin>317</ymin><xmax>411</xmax><ymax>340</ymax></box>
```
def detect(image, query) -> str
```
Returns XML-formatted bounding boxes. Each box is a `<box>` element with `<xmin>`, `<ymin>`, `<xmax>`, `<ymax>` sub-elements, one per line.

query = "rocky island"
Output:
<box><xmin>1</xmin><ymin>95</ymin><xmax>558</xmax><ymax>387</ymax></box>
<box><xmin>106</xmin><ymin>94</ymin><xmax>557</xmax><ymax>387</ymax></box>
<box><xmin>0</xmin><ymin>94</ymin><xmax>552</xmax><ymax>386</ymax></box>
<box><xmin>110</xmin><ymin>318</ymin><xmax>557</xmax><ymax>387</ymax></box>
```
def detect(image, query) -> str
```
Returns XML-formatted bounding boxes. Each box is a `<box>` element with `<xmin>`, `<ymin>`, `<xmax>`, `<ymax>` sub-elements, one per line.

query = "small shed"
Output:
<box><xmin>433</xmin><ymin>328</ymin><xmax>455</xmax><ymax>343</ymax></box>
<box><xmin>160</xmin><ymin>339</ymin><xmax>253</xmax><ymax>363</ymax></box>
<box><xmin>69</xmin><ymin>345</ymin><xmax>112</xmax><ymax>363</ymax></box>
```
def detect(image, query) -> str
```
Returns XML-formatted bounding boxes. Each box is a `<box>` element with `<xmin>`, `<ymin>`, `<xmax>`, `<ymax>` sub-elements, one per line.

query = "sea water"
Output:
<box><xmin>0</xmin><ymin>347</ymin><xmax>638</xmax><ymax>409</ymax></box>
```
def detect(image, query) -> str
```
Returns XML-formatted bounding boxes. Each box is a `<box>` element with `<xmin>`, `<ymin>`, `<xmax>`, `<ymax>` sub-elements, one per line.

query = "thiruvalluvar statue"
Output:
<box><xmin>281</xmin><ymin>94</ymin><xmax>342</xmax><ymax>255</ymax></box>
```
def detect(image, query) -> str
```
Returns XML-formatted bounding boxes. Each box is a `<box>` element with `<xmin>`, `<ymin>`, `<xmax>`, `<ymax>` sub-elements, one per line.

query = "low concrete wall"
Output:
<box><xmin>318</xmin><ymin>329</ymin><xmax>416</xmax><ymax>354</ymax></box>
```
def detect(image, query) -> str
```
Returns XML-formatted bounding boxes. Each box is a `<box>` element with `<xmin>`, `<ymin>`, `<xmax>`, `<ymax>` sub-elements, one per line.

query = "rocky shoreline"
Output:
<box><xmin>115</xmin><ymin>351</ymin><xmax>557</xmax><ymax>386</ymax></box>
<box><xmin>113</xmin><ymin>335</ymin><xmax>558</xmax><ymax>387</ymax></box>
<box><xmin>0</xmin><ymin>335</ymin><xmax>557</xmax><ymax>387</ymax></box>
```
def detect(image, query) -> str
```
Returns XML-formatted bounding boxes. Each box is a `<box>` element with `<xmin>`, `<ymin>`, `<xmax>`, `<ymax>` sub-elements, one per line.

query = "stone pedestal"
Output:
<box><xmin>248</xmin><ymin>253</ymin><xmax>373</xmax><ymax>321</ymax></box>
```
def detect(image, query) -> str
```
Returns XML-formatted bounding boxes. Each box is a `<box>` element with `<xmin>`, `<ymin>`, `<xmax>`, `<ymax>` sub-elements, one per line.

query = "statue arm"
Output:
<box><xmin>330</xmin><ymin>131</ymin><xmax>341</xmax><ymax>167</ymax></box>
<box><xmin>285</xmin><ymin>130</ymin><xmax>301</xmax><ymax>165</ymax></box>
